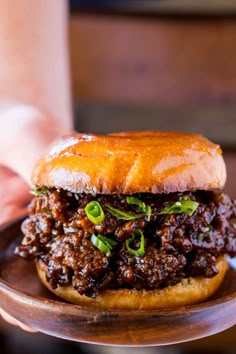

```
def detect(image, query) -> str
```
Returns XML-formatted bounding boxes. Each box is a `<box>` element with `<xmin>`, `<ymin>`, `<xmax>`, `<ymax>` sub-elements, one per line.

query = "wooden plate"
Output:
<box><xmin>0</xmin><ymin>218</ymin><xmax>235</xmax><ymax>346</ymax></box>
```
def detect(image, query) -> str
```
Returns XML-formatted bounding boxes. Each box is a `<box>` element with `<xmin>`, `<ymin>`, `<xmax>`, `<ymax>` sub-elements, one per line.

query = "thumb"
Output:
<box><xmin>0</xmin><ymin>308</ymin><xmax>37</xmax><ymax>332</ymax></box>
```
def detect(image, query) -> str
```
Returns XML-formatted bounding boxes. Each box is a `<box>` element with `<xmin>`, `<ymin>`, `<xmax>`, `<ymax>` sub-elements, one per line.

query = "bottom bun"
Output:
<box><xmin>36</xmin><ymin>257</ymin><xmax>228</xmax><ymax>310</ymax></box>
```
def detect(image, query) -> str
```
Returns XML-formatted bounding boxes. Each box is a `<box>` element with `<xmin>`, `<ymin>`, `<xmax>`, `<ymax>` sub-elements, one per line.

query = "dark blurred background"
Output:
<box><xmin>1</xmin><ymin>1</ymin><xmax>236</xmax><ymax>353</ymax></box>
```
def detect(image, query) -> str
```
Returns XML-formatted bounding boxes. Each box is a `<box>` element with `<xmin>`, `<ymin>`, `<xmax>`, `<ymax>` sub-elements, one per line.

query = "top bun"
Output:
<box><xmin>32</xmin><ymin>131</ymin><xmax>226</xmax><ymax>194</ymax></box>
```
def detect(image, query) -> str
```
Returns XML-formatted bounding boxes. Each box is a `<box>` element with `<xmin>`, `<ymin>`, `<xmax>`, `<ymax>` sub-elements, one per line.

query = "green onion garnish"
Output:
<box><xmin>126</xmin><ymin>196</ymin><xmax>152</xmax><ymax>221</ymax></box>
<box><xmin>96</xmin><ymin>234</ymin><xmax>118</xmax><ymax>249</ymax></box>
<box><xmin>126</xmin><ymin>229</ymin><xmax>145</xmax><ymax>257</ymax></box>
<box><xmin>197</xmin><ymin>226</ymin><xmax>213</xmax><ymax>241</ymax></box>
<box><xmin>146</xmin><ymin>206</ymin><xmax>152</xmax><ymax>221</ymax></box>
<box><xmin>126</xmin><ymin>196</ymin><xmax>146</xmax><ymax>211</ymax></box>
<box><xmin>85</xmin><ymin>201</ymin><xmax>105</xmax><ymax>224</ymax></box>
<box><xmin>90</xmin><ymin>234</ymin><xmax>118</xmax><ymax>256</ymax></box>
<box><xmin>31</xmin><ymin>186</ymin><xmax>48</xmax><ymax>196</ymax></box>
<box><xmin>159</xmin><ymin>199</ymin><xmax>199</xmax><ymax>216</ymax></box>
<box><xmin>104</xmin><ymin>205</ymin><xmax>144</xmax><ymax>221</ymax></box>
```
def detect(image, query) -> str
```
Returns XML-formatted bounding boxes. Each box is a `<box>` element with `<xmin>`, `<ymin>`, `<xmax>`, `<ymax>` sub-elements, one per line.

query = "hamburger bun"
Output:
<box><xmin>32</xmin><ymin>131</ymin><xmax>226</xmax><ymax>194</ymax></box>
<box><xmin>36</xmin><ymin>256</ymin><xmax>228</xmax><ymax>310</ymax></box>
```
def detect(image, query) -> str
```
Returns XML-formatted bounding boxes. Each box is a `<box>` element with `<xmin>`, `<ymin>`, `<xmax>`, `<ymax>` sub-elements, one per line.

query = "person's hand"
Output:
<box><xmin>0</xmin><ymin>103</ymin><xmax>70</xmax><ymax>331</ymax></box>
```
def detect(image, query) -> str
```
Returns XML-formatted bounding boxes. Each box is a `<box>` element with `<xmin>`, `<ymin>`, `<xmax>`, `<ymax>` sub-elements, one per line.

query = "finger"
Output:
<box><xmin>0</xmin><ymin>204</ymin><xmax>27</xmax><ymax>225</ymax></box>
<box><xmin>0</xmin><ymin>166</ymin><xmax>31</xmax><ymax>224</ymax></box>
<box><xmin>0</xmin><ymin>166</ymin><xmax>30</xmax><ymax>205</ymax></box>
<box><xmin>0</xmin><ymin>309</ymin><xmax>37</xmax><ymax>332</ymax></box>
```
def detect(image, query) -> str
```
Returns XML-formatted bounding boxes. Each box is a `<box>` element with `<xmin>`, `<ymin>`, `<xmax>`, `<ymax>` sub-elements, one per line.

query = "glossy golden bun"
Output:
<box><xmin>36</xmin><ymin>257</ymin><xmax>227</xmax><ymax>309</ymax></box>
<box><xmin>32</xmin><ymin>131</ymin><xmax>226</xmax><ymax>194</ymax></box>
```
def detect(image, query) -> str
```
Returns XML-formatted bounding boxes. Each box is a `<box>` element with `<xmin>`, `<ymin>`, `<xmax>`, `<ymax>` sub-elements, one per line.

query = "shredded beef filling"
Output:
<box><xmin>15</xmin><ymin>189</ymin><xmax>236</xmax><ymax>298</ymax></box>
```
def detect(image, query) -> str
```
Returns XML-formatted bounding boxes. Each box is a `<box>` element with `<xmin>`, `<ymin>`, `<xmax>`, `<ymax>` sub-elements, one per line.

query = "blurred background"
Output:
<box><xmin>1</xmin><ymin>0</ymin><xmax>236</xmax><ymax>353</ymax></box>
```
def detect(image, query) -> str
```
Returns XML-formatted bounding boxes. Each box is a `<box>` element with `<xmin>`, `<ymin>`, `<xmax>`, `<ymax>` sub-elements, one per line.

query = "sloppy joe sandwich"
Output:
<box><xmin>15</xmin><ymin>131</ymin><xmax>236</xmax><ymax>309</ymax></box>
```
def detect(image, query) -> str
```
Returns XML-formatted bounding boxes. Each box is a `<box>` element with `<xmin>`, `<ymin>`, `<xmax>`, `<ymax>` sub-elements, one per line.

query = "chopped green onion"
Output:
<box><xmin>197</xmin><ymin>233</ymin><xmax>208</xmax><ymax>242</ymax></box>
<box><xmin>31</xmin><ymin>186</ymin><xmax>48</xmax><ymax>196</ymax></box>
<box><xmin>91</xmin><ymin>234</ymin><xmax>110</xmax><ymax>255</ymax></box>
<box><xmin>104</xmin><ymin>205</ymin><xmax>144</xmax><ymax>220</ymax></box>
<box><xmin>197</xmin><ymin>226</ymin><xmax>213</xmax><ymax>242</ymax></box>
<box><xmin>96</xmin><ymin>234</ymin><xmax>118</xmax><ymax>249</ymax></box>
<box><xmin>126</xmin><ymin>196</ymin><xmax>146</xmax><ymax>211</ymax></box>
<box><xmin>126</xmin><ymin>196</ymin><xmax>152</xmax><ymax>221</ymax></box>
<box><xmin>90</xmin><ymin>234</ymin><xmax>117</xmax><ymax>256</ymax></box>
<box><xmin>85</xmin><ymin>201</ymin><xmax>105</xmax><ymax>224</ymax></box>
<box><xmin>146</xmin><ymin>206</ymin><xmax>152</xmax><ymax>222</ymax></box>
<box><xmin>159</xmin><ymin>199</ymin><xmax>199</xmax><ymax>216</ymax></box>
<box><xmin>126</xmin><ymin>230</ymin><xmax>145</xmax><ymax>257</ymax></box>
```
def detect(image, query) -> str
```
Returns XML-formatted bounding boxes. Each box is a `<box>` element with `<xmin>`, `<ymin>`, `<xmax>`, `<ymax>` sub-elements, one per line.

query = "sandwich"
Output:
<box><xmin>15</xmin><ymin>131</ymin><xmax>236</xmax><ymax>309</ymax></box>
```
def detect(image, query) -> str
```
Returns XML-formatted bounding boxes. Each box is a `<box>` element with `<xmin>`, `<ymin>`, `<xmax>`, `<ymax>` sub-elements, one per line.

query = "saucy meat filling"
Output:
<box><xmin>16</xmin><ymin>189</ymin><xmax>236</xmax><ymax>298</ymax></box>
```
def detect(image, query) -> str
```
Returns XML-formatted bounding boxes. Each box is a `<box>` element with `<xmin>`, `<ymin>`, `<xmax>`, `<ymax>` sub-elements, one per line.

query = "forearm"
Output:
<box><xmin>0</xmin><ymin>0</ymin><xmax>72</xmax><ymax>129</ymax></box>
<box><xmin>0</xmin><ymin>0</ymin><xmax>73</xmax><ymax>182</ymax></box>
